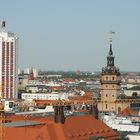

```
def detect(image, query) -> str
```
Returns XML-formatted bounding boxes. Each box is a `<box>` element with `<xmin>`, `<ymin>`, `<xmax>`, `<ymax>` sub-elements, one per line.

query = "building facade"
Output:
<box><xmin>0</xmin><ymin>31</ymin><xmax>18</xmax><ymax>99</ymax></box>
<box><xmin>97</xmin><ymin>37</ymin><xmax>140</xmax><ymax>114</ymax></box>
<box><xmin>22</xmin><ymin>92</ymin><xmax>68</xmax><ymax>102</ymax></box>
<box><xmin>98</xmin><ymin>38</ymin><xmax>129</xmax><ymax>113</ymax></box>
<box><xmin>99</xmin><ymin>40</ymin><xmax>121</xmax><ymax>112</ymax></box>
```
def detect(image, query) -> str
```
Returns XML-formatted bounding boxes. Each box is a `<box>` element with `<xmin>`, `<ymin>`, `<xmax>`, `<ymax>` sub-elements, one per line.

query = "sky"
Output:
<box><xmin>0</xmin><ymin>0</ymin><xmax>140</xmax><ymax>72</ymax></box>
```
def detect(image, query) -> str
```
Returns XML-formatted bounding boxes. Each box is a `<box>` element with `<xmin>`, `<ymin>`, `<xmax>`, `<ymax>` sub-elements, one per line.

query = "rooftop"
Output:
<box><xmin>4</xmin><ymin>114</ymin><xmax>119</xmax><ymax>140</ymax></box>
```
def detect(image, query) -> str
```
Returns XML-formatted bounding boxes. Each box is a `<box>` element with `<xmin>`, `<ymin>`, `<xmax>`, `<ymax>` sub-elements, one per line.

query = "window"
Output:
<box><xmin>106</xmin><ymin>76</ymin><xmax>108</xmax><ymax>80</ymax></box>
<box><xmin>9</xmin><ymin>102</ymin><xmax>13</xmax><ymax>108</ymax></box>
<box><xmin>118</xmin><ymin>107</ymin><xmax>121</xmax><ymax>113</ymax></box>
<box><xmin>112</xmin><ymin>76</ymin><xmax>115</xmax><ymax>80</ymax></box>
<box><xmin>105</xmin><ymin>104</ymin><xmax>108</xmax><ymax>109</ymax></box>
<box><xmin>106</xmin><ymin>94</ymin><xmax>108</xmax><ymax>97</ymax></box>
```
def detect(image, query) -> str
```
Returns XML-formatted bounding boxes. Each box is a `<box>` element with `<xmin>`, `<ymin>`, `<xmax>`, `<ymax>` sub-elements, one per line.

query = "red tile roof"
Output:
<box><xmin>4</xmin><ymin>115</ymin><xmax>119</xmax><ymax>140</ymax></box>
<box><xmin>34</xmin><ymin>99</ymin><xmax>59</xmax><ymax>106</ymax></box>
<box><xmin>68</xmin><ymin>95</ymin><xmax>93</xmax><ymax>101</ymax></box>
<box><xmin>34</xmin><ymin>99</ymin><xmax>75</xmax><ymax>106</ymax></box>
<box><xmin>118</xmin><ymin>106</ymin><xmax>138</xmax><ymax>116</ymax></box>
<box><xmin>63</xmin><ymin>78</ymin><xmax>77</xmax><ymax>83</ymax></box>
<box><xmin>48</xmin><ymin>86</ymin><xmax>67</xmax><ymax>91</ymax></box>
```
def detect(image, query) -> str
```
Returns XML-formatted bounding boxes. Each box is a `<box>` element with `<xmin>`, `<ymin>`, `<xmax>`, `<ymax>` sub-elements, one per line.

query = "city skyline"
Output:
<box><xmin>0</xmin><ymin>0</ymin><xmax>140</xmax><ymax>72</ymax></box>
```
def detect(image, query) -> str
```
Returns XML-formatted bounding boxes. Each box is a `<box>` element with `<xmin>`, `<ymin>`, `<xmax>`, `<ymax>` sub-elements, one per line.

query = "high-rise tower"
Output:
<box><xmin>98</xmin><ymin>32</ymin><xmax>140</xmax><ymax>114</ymax></box>
<box><xmin>0</xmin><ymin>21</ymin><xmax>18</xmax><ymax>99</ymax></box>
<box><xmin>98</xmin><ymin>32</ymin><xmax>121</xmax><ymax>112</ymax></box>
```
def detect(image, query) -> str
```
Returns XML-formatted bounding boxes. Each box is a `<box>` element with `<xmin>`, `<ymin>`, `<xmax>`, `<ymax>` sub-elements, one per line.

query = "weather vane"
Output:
<box><xmin>109</xmin><ymin>31</ymin><xmax>115</xmax><ymax>43</ymax></box>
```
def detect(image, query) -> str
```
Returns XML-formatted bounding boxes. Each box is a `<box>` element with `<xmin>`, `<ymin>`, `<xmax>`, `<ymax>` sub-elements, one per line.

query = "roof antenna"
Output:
<box><xmin>0</xmin><ymin>21</ymin><xmax>6</xmax><ymax>32</ymax></box>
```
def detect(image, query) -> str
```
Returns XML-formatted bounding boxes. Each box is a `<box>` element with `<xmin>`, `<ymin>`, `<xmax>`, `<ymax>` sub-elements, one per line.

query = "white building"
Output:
<box><xmin>24</xmin><ymin>68</ymin><xmax>30</xmax><ymax>74</ymax></box>
<box><xmin>4</xmin><ymin>100</ymin><xmax>15</xmax><ymax>111</ymax></box>
<box><xmin>18</xmin><ymin>68</ymin><xmax>22</xmax><ymax>75</ymax></box>
<box><xmin>32</xmin><ymin>68</ymin><xmax>38</xmax><ymax>78</ymax></box>
<box><xmin>1</xmin><ymin>98</ymin><xmax>15</xmax><ymax>111</ymax></box>
<box><xmin>123</xmin><ymin>86</ymin><xmax>140</xmax><ymax>97</ymax></box>
<box><xmin>0</xmin><ymin>29</ymin><xmax>18</xmax><ymax>99</ymax></box>
<box><xmin>22</xmin><ymin>92</ymin><xmax>68</xmax><ymax>102</ymax></box>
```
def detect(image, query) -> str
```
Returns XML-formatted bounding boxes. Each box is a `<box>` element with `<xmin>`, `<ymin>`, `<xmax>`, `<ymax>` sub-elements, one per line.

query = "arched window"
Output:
<box><xmin>118</xmin><ymin>107</ymin><xmax>121</xmax><ymax>113</ymax></box>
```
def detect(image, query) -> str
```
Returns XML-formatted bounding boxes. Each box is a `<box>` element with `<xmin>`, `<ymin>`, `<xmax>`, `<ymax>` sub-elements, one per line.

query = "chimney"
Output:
<box><xmin>94</xmin><ymin>104</ymin><xmax>98</xmax><ymax>119</ymax></box>
<box><xmin>89</xmin><ymin>104</ymin><xmax>98</xmax><ymax>119</ymax></box>
<box><xmin>54</xmin><ymin>106</ymin><xmax>65</xmax><ymax>124</ymax></box>
<box><xmin>89</xmin><ymin>105</ymin><xmax>93</xmax><ymax>115</ymax></box>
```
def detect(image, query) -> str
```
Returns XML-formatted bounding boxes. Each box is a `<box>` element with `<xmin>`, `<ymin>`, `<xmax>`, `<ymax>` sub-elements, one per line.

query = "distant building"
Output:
<box><xmin>32</xmin><ymin>68</ymin><xmax>38</xmax><ymax>78</ymax></box>
<box><xmin>123</xmin><ymin>86</ymin><xmax>140</xmax><ymax>97</ymax></box>
<box><xmin>47</xmin><ymin>74</ymin><xmax>62</xmax><ymax>78</ymax></box>
<box><xmin>0</xmin><ymin>24</ymin><xmax>18</xmax><ymax>99</ymax></box>
<box><xmin>1</xmin><ymin>99</ymin><xmax>15</xmax><ymax>111</ymax></box>
<box><xmin>25</xmin><ymin>84</ymin><xmax>47</xmax><ymax>93</ymax></box>
<box><xmin>18</xmin><ymin>68</ymin><xmax>22</xmax><ymax>75</ymax></box>
<box><xmin>22</xmin><ymin>92</ymin><xmax>68</xmax><ymax>102</ymax></box>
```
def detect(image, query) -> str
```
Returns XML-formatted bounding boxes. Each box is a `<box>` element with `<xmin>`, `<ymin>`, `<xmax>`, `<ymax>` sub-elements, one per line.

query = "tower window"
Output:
<box><xmin>118</xmin><ymin>107</ymin><xmax>121</xmax><ymax>113</ymax></box>
<box><xmin>106</xmin><ymin>104</ymin><xmax>108</xmax><ymax>109</ymax></box>
<box><xmin>106</xmin><ymin>94</ymin><xmax>108</xmax><ymax>97</ymax></box>
<box><xmin>106</xmin><ymin>76</ymin><xmax>108</xmax><ymax>80</ymax></box>
<box><xmin>112</xmin><ymin>77</ymin><xmax>115</xmax><ymax>80</ymax></box>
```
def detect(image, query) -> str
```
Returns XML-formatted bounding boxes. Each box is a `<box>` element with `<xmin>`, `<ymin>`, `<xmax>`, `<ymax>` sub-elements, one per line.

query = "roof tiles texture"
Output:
<box><xmin>118</xmin><ymin>106</ymin><xmax>138</xmax><ymax>116</ymax></box>
<box><xmin>4</xmin><ymin>115</ymin><xmax>119</xmax><ymax>140</ymax></box>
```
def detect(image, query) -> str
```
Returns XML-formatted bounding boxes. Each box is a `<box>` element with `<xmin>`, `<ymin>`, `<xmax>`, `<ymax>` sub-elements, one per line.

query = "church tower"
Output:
<box><xmin>98</xmin><ymin>32</ymin><xmax>121</xmax><ymax>113</ymax></box>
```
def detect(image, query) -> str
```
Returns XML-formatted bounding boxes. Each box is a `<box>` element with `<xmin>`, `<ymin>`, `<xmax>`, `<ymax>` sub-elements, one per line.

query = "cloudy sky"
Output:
<box><xmin>0</xmin><ymin>0</ymin><xmax>140</xmax><ymax>72</ymax></box>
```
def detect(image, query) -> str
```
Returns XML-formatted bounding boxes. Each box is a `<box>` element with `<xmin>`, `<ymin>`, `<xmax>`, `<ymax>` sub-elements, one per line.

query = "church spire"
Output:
<box><xmin>109</xmin><ymin>43</ymin><xmax>113</xmax><ymax>55</ymax></box>
<box><xmin>108</xmin><ymin>31</ymin><xmax>114</xmax><ymax>55</ymax></box>
<box><xmin>101</xmin><ymin>31</ymin><xmax>120</xmax><ymax>76</ymax></box>
<box><xmin>107</xmin><ymin>31</ymin><xmax>115</xmax><ymax>67</ymax></box>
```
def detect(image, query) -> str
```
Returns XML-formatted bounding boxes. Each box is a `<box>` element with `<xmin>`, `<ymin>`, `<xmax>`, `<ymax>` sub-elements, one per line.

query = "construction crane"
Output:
<box><xmin>0</xmin><ymin>101</ymin><xmax>5</xmax><ymax>140</ymax></box>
